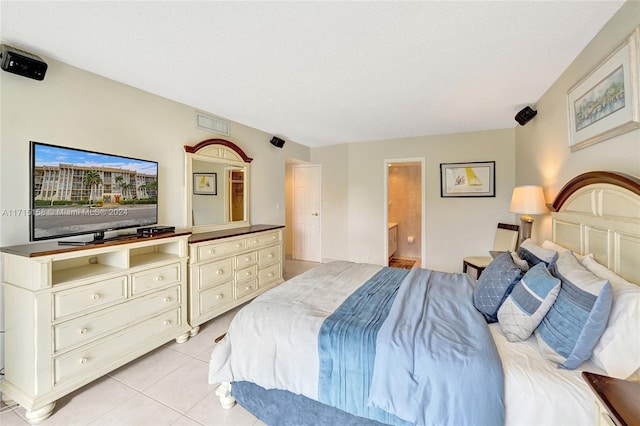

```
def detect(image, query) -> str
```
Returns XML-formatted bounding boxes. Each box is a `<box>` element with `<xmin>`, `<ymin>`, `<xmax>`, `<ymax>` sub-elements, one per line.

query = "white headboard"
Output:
<box><xmin>548</xmin><ymin>171</ymin><xmax>640</xmax><ymax>285</ymax></box>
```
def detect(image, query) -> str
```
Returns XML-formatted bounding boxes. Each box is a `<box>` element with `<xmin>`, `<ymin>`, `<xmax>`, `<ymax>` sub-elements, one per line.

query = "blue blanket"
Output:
<box><xmin>369</xmin><ymin>269</ymin><xmax>504</xmax><ymax>426</ymax></box>
<box><xmin>318</xmin><ymin>267</ymin><xmax>411</xmax><ymax>425</ymax></box>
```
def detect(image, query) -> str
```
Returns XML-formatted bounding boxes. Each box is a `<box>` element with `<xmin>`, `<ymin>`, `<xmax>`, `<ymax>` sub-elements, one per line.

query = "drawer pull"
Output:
<box><xmin>208</xmin><ymin>249</ymin><xmax>215</xmax><ymax>254</ymax></box>
<box><xmin>155</xmin><ymin>275</ymin><xmax>164</xmax><ymax>282</ymax></box>
<box><xmin>246</xmin><ymin>271</ymin><xmax>252</xmax><ymax>276</ymax></box>
<box><xmin>164</xmin><ymin>320</ymin><xmax>172</xmax><ymax>326</ymax></box>
<box><xmin>268</xmin><ymin>272</ymin><xmax>275</xmax><ymax>278</ymax></box>
<box><xmin>79</xmin><ymin>328</ymin><xmax>88</xmax><ymax>334</ymax></box>
<box><xmin>267</xmin><ymin>253</ymin><xmax>274</xmax><ymax>258</ymax></box>
<box><xmin>245</xmin><ymin>285</ymin><xmax>252</xmax><ymax>291</ymax></box>
<box><xmin>216</xmin><ymin>294</ymin><xmax>224</xmax><ymax>300</ymax></box>
<box><xmin>253</xmin><ymin>239</ymin><xmax>258</xmax><ymax>244</ymax></box>
<box><xmin>91</xmin><ymin>294</ymin><xmax>100</xmax><ymax>300</ymax></box>
<box><xmin>245</xmin><ymin>256</ymin><xmax>251</xmax><ymax>262</ymax></box>
<box><xmin>163</xmin><ymin>296</ymin><xmax>171</xmax><ymax>303</ymax></box>
<box><xmin>216</xmin><ymin>269</ymin><xmax>224</xmax><ymax>275</ymax></box>
<box><xmin>80</xmin><ymin>357</ymin><xmax>88</xmax><ymax>364</ymax></box>
<box><xmin>236</xmin><ymin>243</ymin><xmax>242</xmax><ymax>248</ymax></box>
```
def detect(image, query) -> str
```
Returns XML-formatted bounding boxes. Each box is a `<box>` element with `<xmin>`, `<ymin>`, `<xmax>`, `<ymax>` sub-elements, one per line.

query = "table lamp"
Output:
<box><xmin>509</xmin><ymin>185</ymin><xmax>547</xmax><ymax>245</ymax></box>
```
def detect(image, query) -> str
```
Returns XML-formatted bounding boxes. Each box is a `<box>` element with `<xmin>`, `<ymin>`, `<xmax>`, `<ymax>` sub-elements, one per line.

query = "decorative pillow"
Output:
<box><xmin>510</xmin><ymin>251</ymin><xmax>529</xmax><ymax>272</ymax></box>
<box><xmin>535</xmin><ymin>251</ymin><xmax>612</xmax><ymax>369</ymax></box>
<box><xmin>517</xmin><ymin>239</ymin><xmax>558</xmax><ymax>268</ymax></box>
<box><xmin>581</xmin><ymin>256</ymin><xmax>640</xmax><ymax>379</ymax></box>
<box><xmin>473</xmin><ymin>251</ymin><xmax>524</xmax><ymax>323</ymax></box>
<box><xmin>498</xmin><ymin>263</ymin><xmax>561</xmax><ymax>342</ymax></box>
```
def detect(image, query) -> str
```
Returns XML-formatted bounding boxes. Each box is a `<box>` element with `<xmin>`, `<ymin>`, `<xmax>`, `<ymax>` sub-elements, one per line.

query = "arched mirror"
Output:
<box><xmin>184</xmin><ymin>139</ymin><xmax>252</xmax><ymax>232</ymax></box>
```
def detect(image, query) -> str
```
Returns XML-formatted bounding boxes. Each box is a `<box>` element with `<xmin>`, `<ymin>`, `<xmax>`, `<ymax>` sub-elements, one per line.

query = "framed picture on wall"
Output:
<box><xmin>440</xmin><ymin>161</ymin><xmax>495</xmax><ymax>198</ymax></box>
<box><xmin>567</xmin><ymin>26</ymin><xmax>640</xmax><ymax>152</ymax></box>
<box><xmin>193</xmin><ymin>172</ymin><xmax>217</xmax><ymax>195</ymax></box>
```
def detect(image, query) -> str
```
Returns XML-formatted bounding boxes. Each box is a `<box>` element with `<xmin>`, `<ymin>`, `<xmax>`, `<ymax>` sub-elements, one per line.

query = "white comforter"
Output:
<box><xmin>209</xmin><ymin>261</ymin><xmax>605</xmax><ymax>426</ymax></box>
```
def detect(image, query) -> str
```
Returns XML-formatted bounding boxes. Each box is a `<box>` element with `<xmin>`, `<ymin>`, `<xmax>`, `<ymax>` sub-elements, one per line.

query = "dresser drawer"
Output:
<box><xmin>197</xmin><ymin>239</ymin><xmax>247</xmax><ymax>261</ymax></box>
<box><xmin>236</xmin><ymin>251</ymin><xmax>258</xmax><ymax>269</ymax></box>
<box><xmin>235</xmin><ymin>278</ymin><xmax>258</xmax><ymax>299</ymax></box>
<box><xmin>247</xmin><ymin>231</ymin><xmax>281</xmax><ymax>250</ymax></box>
<box><xmin>54</xmin><ymin>308</ymin><xmax>182</xmax><ymax>385</ymax></box>
<box><xmin>258</xmin><ymin>245</ymin><xmax>281</xmax><ymax>268</ymax></box>
<box><xmin>259</xmin><ymin>263</ymin><xmax>282</xmax><ymax>286</ymax></box>
<box><xmin>199</xmin><ymin>282</ymin><xmax>234</xmax><ymax>314</ymax></box>
<box><xmin>236</xmin><ymin>265</ymin><xmax>258</xmax><ymax>283</ymax></box>
<box><xmin>53</xmin><ymin>286</ymin><xmax>181</xmax><ymax>354</ymax></box>
<box><xmin>131</xmin><ymin>264</ymin><xmax>180</xmax><ymax>296</ymax></box>
<box><xmin>198</xmin><ymin>258</ymin><xmax>234</xmax><ymax>289</ymax></box>
<box><xmin>53</xmin><ymin>276</ymin><xmax>128</xmax><ymax>320</ymax></box>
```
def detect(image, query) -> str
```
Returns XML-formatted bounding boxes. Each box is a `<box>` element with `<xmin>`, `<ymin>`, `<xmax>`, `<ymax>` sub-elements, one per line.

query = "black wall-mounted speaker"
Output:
<box><xmin>270</xmin><ymin>136</ymin><xmax>285</xmax><ymax>148</ymax></box>
<box><xmin>0</xmin><ymin>44</ymin><xmax>48</xmax><ymax>81</ymax></box>
<box><xmin>515</xmin><ymin>106</ymin><xmax>537</xmax><ymax>126</ymax></box>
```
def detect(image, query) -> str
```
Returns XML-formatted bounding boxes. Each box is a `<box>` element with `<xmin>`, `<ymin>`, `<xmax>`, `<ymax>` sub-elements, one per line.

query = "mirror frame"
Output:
<box><xmin>184</xmin><ymin>139</ymin><xmax>253</xmax><ymax>233</ymax></box>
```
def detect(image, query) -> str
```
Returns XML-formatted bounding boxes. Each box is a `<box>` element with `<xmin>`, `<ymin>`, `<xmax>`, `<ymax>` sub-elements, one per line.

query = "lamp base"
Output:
<box><xmin>519</xmin><ymin>215</ymin><xmax>534</xmax><ymax>246</ymax></box>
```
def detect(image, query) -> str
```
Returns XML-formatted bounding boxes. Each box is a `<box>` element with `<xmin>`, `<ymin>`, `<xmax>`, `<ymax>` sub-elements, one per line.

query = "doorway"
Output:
<box><xmin>291</xmin><ymin>164</ymin><xmax>322</xmax><ymax>262</ymax></box>
<box><xmin>385</xmin><ymin>159</ymin><xmax>425</xmax><ymax>268</ymax></box>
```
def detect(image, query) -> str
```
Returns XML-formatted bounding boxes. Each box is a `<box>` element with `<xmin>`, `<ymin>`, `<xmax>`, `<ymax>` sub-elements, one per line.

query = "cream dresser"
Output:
<box><xmin>0</xmin><ymin>232</ymin><xmax>191</xmax><ymax>423</ymax></box>
<box><xmin>187</xmin><ymin>225</ymin><xmax>284</xmax><ymax>335</ymax></box>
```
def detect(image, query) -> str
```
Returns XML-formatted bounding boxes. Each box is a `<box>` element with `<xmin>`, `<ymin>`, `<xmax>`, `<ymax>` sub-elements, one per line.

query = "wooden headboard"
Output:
<box><xmin>548</xmin><ymin>171</ymin><xmax>640</xmax><ymax>284</ymax></box>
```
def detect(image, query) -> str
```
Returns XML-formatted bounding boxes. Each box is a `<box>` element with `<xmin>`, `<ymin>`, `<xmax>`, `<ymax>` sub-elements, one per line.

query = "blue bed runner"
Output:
<box><xmin>318</xmin><ymin>267</ymin><xmax>411</xmax><ymax>425</ymax></box>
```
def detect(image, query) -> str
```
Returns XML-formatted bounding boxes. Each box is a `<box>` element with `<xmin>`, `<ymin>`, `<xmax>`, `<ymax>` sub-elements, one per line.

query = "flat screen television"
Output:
<box><xmin>30</xmin><ymin>141</ymin><xmax>158</xmax><ymax>244</ymax></box>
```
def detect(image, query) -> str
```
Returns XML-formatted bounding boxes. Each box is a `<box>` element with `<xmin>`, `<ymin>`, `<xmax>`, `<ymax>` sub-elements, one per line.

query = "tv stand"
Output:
<box><xmin>0</xmin><ymin>232</ymin><xmax>191</xmax><ymax>423</ymax></box>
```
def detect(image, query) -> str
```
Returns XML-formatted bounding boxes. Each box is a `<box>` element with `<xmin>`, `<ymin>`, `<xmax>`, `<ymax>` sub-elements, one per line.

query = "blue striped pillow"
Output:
<box><xmin>535</xmin><ymin>251</ymin><xmax>612</xmax><ymax>369</ymax></box>
<box><xmin>498</xmin><ymin>263</ymin><xmax>561</xmax><ymax>342</ymax></box>
<box><xmin>473</xmin><ymin>251</ymin><xmax>523</xmax><ymax>323</ymax></box>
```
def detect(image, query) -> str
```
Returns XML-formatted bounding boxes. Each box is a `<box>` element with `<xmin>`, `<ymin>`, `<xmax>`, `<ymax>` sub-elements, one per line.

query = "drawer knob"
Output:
<box><xmin>164</xmin><ymin>320</ymin><xmax>172</xmax><ymax>326</ymax></box>
<box><xmin>246</xmin><ymin>271</ymin><xmax>251</xmax><ymax>276</ymax></box>
<box><xmin>79</xmin><ymin>328</ymin><xmax>88</xmax><ymax>334</ymax></box>
<box><xmin>216</xmin><ymin>294</ymin><xmax>224</xmax><ymax>300</ymax></box>
<box><xmin>253</xmin><ymin>240</ymin><xmax>258</xmax><ymax>244</ymax></box>
<box><xmin>268</xmin><ymin>253</ymin><xmax>274</xmax><ymax>258</ymax></box>
<box><xmin>91</xmin><ymin>294</ymin><xmax>100</xmax><ymax>300</ymax></box>
<box><xmin>245</xmin><ymin>285</ymin><xmax>252</xmax><ymax>291</ymax></box>
<box><xmin>163</xmin><ymin>297</ymin><xmax>171</xmax><ymax>303</ymax></box>
<box><xmin>236</xmin><ymin>243</ymin><xmax>242</xmax><ymax>248</ymax></box>
<box><xmin>216</xmin><ymin>269</ymin><xmax>224</xmax><ymax>275</ymax></box>
<box><xmin>268</xmin><ymin>272</ymin><xmax>274</xmax><ymax>278</ymax></box>
<box><xmin>245</xmin><ymin>257</ymin><xmax>251</xmax><ymax>262</ymax></box>
<box><xmin>80</xmin><ymin>357</ymin><xmax>88</xmax><ymax>364</ymax></box>
<box><xmin>208</xmin><ymin>249</ymin><xmax>215</xmax><ymax>254</ymax></box>
<box><xmin>155</xmin><ymin>275</ymin><xmax>164</xmax><ymax>281</ymax></box>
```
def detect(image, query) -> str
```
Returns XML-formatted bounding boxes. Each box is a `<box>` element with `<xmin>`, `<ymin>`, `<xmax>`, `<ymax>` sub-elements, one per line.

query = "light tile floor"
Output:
<box><xmin>0</xmin><ymin>258</ymin><xmax>321</xmax><ymax>426</ymax></box>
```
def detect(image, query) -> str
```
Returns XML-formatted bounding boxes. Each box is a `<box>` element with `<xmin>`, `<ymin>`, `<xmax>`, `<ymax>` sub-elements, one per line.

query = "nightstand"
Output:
<box><xmin>582</xmin><ymin>372</ymin><xmax>640</xmax><ymax>426</ymax></box>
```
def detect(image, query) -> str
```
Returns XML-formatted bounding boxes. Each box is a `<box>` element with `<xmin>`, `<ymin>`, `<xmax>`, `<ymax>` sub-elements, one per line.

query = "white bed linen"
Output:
<box><xmin>490</xmin><ymin>323</ymin><xmax>604</xmax><ymax>426</ymax></box>
<box><xmin>210</xmin><ymin>261</ymin><xmax>606</xmax><ymax>426</ymax></box>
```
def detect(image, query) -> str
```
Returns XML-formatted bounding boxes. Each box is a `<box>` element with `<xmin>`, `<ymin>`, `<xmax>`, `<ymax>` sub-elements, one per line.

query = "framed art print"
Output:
<box><xmin>193</xmin><ymin>172</ymin><xmax>217</xmax><ymax>195</ymax></box>
<box><xmin>440</xmin><ymin>161</ymin><xmax>495</xmax><ymax>198</ymax></box>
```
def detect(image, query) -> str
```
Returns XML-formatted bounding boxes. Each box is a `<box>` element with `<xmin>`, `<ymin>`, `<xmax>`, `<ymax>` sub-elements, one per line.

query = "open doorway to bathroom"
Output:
<box><xmin>385</xmin><ymin>159</ymin><xmax>425</xmax><ymax>269</ymax></box>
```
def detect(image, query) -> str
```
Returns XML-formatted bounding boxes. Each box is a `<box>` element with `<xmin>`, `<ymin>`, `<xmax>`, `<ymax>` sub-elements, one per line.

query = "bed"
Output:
<box><xmin>208</xmin><ymin>171</ymin><xmax>640</xmax><ymax>426</ymax></box>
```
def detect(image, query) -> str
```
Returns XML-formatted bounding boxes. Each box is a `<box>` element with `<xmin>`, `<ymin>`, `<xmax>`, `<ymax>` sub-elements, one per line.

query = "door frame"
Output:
<box><xmin>383</xmin><ymin>158</ymin><xmax>426</xmax><ymax>267</ymax></box>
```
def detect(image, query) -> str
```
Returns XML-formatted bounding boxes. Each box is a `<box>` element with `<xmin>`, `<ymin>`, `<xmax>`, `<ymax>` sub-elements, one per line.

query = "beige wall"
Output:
<box><xmin>0</xmin><ymin>55</ymin><xmax>311</xmax><ymax>247</ymax></box>
<box><xmin>312</xmin><ymin>128</ymin><xmax>516</xmax><ymax>273</ymax></box>
<box><xmin>515</xmin><ymin>1</ymin><xmax>640</xmax><ymax>243</ymax></box>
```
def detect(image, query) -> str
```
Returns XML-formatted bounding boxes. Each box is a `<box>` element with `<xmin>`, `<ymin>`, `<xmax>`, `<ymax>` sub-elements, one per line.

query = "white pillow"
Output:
<box><xmin>541</xmin><ymin>240</ymin><xmax>592</xmax><ymax>261</ymax></box>
<box><xmin>581</xmin><ymin>256</ymin><xmax>640</xmax><ymax>379</ymax></box>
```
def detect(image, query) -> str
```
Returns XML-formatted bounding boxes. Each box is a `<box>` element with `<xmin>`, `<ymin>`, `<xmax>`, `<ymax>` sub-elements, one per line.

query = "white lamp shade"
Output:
<box><xmin>509</xmin><ymin>185</ymin><xmax>547</xmax><ymax>215</ymax></box>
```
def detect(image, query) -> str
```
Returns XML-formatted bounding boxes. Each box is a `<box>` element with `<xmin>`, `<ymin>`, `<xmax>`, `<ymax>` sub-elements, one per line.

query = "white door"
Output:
<box><xmin>293</xmin><ymin>165</ymin><xmax>321</xmax><ymax>262</ymax></box>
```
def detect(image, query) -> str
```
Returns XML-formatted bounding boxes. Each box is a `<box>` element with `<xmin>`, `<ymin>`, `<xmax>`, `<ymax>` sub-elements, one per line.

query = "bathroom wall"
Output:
<box><xmin>388</xmin><ymin>163</ymin><xmax>422</xmax><ymax>259</ymax></box>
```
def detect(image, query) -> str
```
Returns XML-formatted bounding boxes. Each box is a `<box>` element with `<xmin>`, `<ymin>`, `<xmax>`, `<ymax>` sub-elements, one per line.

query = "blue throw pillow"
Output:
<box><xmin>535</xmin><ymin>251</ymin><xmax>612</xmax><ymax>369</ymax></box>
<box><xmin>473</xmin><ymin>251</ymin><xmax>524</xmax><ymax>323</ymax></box>
<box><xmin>516</xmin><ymin>239</ymin><xmax>558</xmax><ymax>268</ymax></box>
<box><xmin>498</xmin><ymin>263</ymin><xmax>561</xmax><ymax>342</ymax></box>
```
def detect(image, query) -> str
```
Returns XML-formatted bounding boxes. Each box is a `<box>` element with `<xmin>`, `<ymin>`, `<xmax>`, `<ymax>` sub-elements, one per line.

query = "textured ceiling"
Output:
<box><xmin>0</xmin><ymin>1</ymin><xmax>625</xmax><ymax>147</ymax></box>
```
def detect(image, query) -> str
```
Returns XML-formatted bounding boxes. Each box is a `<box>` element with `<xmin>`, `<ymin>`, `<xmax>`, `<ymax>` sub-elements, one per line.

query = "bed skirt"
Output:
<box><xmin>232</xmin><ymin>381</ymin><xmax>389</xmax><ymax>426</ymax></box>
